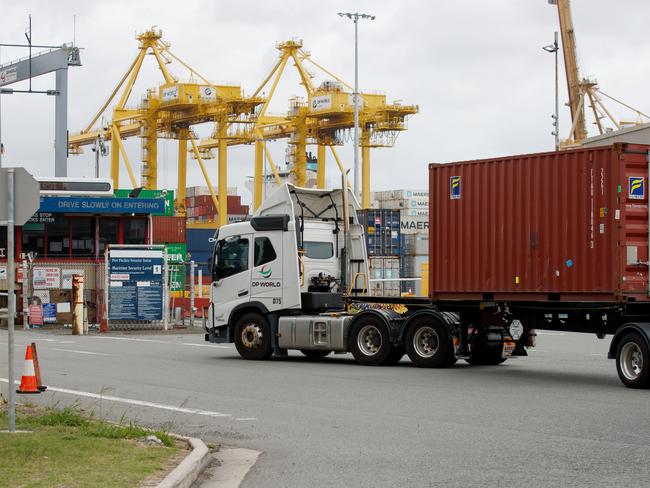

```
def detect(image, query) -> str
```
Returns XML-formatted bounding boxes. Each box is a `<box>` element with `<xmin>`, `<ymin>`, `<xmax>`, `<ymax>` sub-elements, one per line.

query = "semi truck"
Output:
<box><xmin>205</xmin><ymin>143</ymin><xmax>650</xmax><ymax>389</ymax></box>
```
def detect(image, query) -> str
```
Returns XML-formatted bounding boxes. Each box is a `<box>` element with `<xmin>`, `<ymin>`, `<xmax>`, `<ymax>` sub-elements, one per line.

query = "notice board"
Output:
<box><xmin>108</xmin><ymin>248</ymin><xmax>164</xmax><ymax>321</ymax></box>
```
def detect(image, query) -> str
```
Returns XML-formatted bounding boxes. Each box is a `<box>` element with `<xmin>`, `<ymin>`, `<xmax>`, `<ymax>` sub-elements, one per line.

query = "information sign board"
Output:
<box><xmin>108</xmin><ymin>248</ymin><xmax>164</xmax><ymax>321</ymax></box>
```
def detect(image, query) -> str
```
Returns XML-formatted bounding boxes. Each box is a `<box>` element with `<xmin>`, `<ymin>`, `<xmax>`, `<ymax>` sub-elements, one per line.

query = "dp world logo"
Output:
<box><xmin>258</xmin><ymin>264</ymin><xmax>272</xmax><ymax>278</ymax></box>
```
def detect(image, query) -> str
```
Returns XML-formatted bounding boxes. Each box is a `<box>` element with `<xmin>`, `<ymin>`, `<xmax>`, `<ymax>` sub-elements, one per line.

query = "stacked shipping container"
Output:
<box><xmin>185</xmin><ymin>194</ymin><xmax>250</xmax><ymax>225</ymax></box>
<box><xmin>372</xmin><ymin>190</ymin><xmax>429</xmax><ymax>296</ymax></box>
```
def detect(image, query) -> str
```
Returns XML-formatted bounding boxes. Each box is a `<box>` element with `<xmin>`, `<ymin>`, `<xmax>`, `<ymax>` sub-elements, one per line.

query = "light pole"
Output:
<box><xmin>338</xmin><ymin>12</ymin><xmax>375</xmax><ymax>201</ymax></box>
<box><xmin>543</xmin><ymin>31</ymin><xmax>560</xmax><ymax>150</ymax></box>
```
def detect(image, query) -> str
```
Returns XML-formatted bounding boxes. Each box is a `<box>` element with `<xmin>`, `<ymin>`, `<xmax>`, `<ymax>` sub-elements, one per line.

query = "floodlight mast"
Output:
<box><xmin>337</xmin><ymin>11</ymin><xmax>375</xmax><ymax>202</ymax></box>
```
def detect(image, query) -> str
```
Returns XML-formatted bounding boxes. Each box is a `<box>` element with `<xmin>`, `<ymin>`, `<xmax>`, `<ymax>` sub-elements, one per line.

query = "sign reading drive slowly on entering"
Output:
<box><xmin>108</xmin><ymin>247</ymin><xmax>164</xmax><ymax>321</ymax></box>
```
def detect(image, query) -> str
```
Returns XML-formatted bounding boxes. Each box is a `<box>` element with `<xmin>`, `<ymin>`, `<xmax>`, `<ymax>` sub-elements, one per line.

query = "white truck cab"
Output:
<box><xmin>206</xmin><ymin>183</ymin><xmax>380</xmax><ymax>360</ymax></box>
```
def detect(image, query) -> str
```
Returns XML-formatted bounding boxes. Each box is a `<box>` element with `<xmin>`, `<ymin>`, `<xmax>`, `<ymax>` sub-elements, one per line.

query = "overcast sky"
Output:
<box><xmin>1</xmin><ymin>0</ymin><xmax>649</xmax><ymax>203</ymax></box>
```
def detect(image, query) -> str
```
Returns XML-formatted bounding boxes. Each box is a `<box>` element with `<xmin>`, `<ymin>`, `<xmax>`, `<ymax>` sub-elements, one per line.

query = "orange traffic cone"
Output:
<box><xmin>99</xmin><ymin>302</ymin><xmax>108</xmax><ymax>334</ymax></box>
<box><xmin>31</xmin><ymin>343</ymin><xmax>47</xmax><ymax>392</ymax></box>
<box><xmin>16</xmin><ymin>344</ymin><xmax>41</xmax><ymax>394</ymax></box>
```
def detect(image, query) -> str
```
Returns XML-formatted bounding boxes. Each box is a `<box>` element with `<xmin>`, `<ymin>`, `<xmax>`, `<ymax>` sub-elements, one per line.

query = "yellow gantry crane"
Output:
<box><xmin>70</xmin><ymin>32</ymin><xmax>417</xmax><ymax>225</ymax></box>
<box><xmin>69</xmin><ymin>29</ymin><xmax>263</xmax><ymax>223</ymax></box>
<box><xmin>198</xmin><ymin>39</ymin><xmax>418</xmax><ymax>210</ymax></box>
<box><xmin>553</xmin><ymin>0</ymin><xmax>648</xmax><ymax>147</ymax></box>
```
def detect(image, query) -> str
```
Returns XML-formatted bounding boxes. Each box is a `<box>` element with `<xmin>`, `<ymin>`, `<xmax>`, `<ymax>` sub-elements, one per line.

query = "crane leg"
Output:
<box><xmin>254</xmin><ymin>140</ymin><xmax>263</xmax><ymax>211</ymax></box>
<box><xmin>218</xmin><ymin>124</ymin><xmax>228</xmax><ymax>227</ymax></box>
<box><xmin>176</xmin><ymin>129</ymin><xmax>188</xmax><ymax>216</ymax></box>
<box><xmin>361</xmin><ymin>131</ymin><xmax>371</xmax><ymax>209</ymax></box>
<box><xmin>111</xmin><ymin>132</ymin><xmax>120</xmax><ymax>188</ymax></box>
<box><xmin>317</xmin><ymin>145</ymin><xmax>326</xmax><ymax>189</ymax></box>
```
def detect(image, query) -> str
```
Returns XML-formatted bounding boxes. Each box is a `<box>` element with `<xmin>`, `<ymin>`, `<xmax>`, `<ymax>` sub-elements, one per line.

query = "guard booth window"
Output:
<box><xmin>214</xmin><ymin>237</ymin><xmax>249</xmax><ymax>280</ymax></box>
<box><xmin>123</xmin><ymin>219</ymin><xmax>147</xmax><ymax>244</ymax></box>
<box><xmin>71</xmin><ymin>218</ymin><xmax>94</xmax><ymax>257</ymax></box>
<box><xmin>254</xmin><ymin>237</ymin><xmax>277</xmax><ymax>267</ymax></box>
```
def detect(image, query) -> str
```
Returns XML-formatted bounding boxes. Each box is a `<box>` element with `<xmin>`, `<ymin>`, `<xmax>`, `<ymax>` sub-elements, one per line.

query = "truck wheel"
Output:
<box><xmin>616</xmin><ymin>333</ymin><xmax>650</xmax><ymax>389</ymax></box>
<box><xmin>382</xmin><ymin>345</ymin><xmax>405</xmax><ymax>366</ymax></box>
<box><xmin>405</xmin><ymin>317</ymin><xmax>456</xmax><ymax>368</ymax></box>
<box><xmin>300</xmin><ymin>350</ymin><xmax>331</xmax><ymax>360</ymax></box>
<box><xmin>349</xmin><ymin>316</ymin><xmax>392</xmax><ymax>366</ymax></box>
<box><xmin>234</xmin><ymin>312</ymin><xmax>273</xmax><ymax>360</ymax></box>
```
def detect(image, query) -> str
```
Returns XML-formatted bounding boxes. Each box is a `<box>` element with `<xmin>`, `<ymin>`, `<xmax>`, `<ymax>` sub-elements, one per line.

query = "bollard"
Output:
<box><xmin>72</xmin><ymin>274</ymin><xmax>84</xmax><ymax>335</ymax></box>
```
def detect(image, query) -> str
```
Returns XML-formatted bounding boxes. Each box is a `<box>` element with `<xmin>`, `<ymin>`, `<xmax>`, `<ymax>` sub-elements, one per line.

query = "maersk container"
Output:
<box><xmin>357</xmin><ymin>209</ymin><xmax>401</xmax><ymax>256</ymax></box>
<box><xmin>429</xmin><ymin>143</ymin><xmax>650</xmax><ymax>302</ymax></box>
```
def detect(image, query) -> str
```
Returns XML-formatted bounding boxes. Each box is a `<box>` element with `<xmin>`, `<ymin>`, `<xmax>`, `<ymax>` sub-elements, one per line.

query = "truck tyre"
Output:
<box><xmin>616</xmin><ymin>333</ymin><xmax>650</xmax><ymax>389</ymax></box>
<box><xmin>405</xmin><ymin>317</ymin><xmax>456</xmax><ymax>368</ymax></box>
<box><xmin>382</xmin><ymin>345</ymin><xmax>405</xmax><ymax>366</ymax></box>
<box><xmin>234</xmin><ymin>312</ymin><xmax>273</xmax><ymax>360</ymax></box>
<box><xmin>348</xmin><ymin>315</ymin><xmax>392</xmax><ymax>366</ymax></box>
<box><xmin>300</xmin><ymin>350</ymin><xmax>331</xmax><ymax>360</ymax></box>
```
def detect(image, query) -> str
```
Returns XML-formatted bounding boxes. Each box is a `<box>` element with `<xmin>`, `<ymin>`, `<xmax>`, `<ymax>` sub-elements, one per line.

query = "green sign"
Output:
<box><xmin>114</xmin><ymin>189</ymin><xmax>174</xmax><ymax>216</ymax></box>
<box><xmin>166</xmin><ymin>243</ymin><xmax>187</xmax><ymax>292</ymax></box>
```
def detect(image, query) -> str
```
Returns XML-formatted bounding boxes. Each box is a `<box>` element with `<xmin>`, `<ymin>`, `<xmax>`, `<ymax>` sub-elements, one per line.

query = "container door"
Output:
<box><xmin>619</xmin><ymin>146</ymin><xmax>650</xmax><ymax>298</ymax></box>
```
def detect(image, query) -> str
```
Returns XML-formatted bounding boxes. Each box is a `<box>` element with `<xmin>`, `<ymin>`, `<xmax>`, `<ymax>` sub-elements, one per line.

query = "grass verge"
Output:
<box><xmin>0</xmin><ymin>404</ymin><xmax>182</xmax><ymax>488</ymax></box>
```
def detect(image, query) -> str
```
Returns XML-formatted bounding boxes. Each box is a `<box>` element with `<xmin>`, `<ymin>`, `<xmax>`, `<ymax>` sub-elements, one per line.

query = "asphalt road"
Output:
<box><xmin>1</xmin><ymin>328</ymin><xmax>648</xmax><ymax>488</ymax></box>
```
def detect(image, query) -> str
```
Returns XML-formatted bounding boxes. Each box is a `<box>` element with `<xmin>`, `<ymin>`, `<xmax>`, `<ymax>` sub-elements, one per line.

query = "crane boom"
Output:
<box><xmin>555</xmin><ymin>0</ymin><xmax>587</xmax><ymax>144</ymax></box>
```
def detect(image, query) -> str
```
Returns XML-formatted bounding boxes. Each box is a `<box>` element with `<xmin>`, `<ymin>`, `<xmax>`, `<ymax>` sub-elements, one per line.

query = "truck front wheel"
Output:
<box><xmin>405</xmin><ymin>317</ymin><xmax>456</xmax><ymax>368</ymax></box>
<box><xmin>348</xmin><ymin>316</ymin><xmax>392</xmax><ymax>366</ymax></box>
<box><xmin>234</xmin><ymin>312</ymin><xmax>273</xmax><ymax>360</ymax></box>
<box><xmin>616</xmin><ymin>333</ymin><xmax>650</xmax><ymax>389</ymax></box>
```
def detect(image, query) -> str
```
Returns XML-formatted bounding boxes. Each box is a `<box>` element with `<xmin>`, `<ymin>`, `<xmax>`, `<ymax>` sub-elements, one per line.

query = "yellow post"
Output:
<box><xmin>294</xmin><ymin>116</ymin><xmax>307</xmax><ymax>187</ymax></box>
<box><xmin>176</xmin><ymin>128</ymin><xmax>188</xmax><ymax>216</ymax></box>
<box><xmin>254</xmin><ymin>140</ymin><xmax>264</xmax><ymax>210</ymax></box>
<box><xmin>317</xmin><ymin>145</ymin><xmax>326</xmax><ymax>189</ymax></box>
<box><xmin>361</xmin><ymin>129</ymin><xmax>371</xmax><ymax>208</ymax></box>
<box><xmin>218</xmin><ymin>122</ymin><xmax>228</xmax><ymax>227</ymax></box>
<box><xmin>110</xmin><ymin>130</ymin><xmax>120</xmax><ymax>188</ymax></box>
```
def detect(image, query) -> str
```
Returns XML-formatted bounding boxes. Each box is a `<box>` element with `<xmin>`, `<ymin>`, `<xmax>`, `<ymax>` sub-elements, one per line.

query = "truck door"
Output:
<box><xmin>211</xmin><ymin>234</ymin><xmax>252</xmax><ymax>326</ymax></box>
<box><xmin>251</xmin><ymin>232</ymin><xmax>283</xmax><ymax>311</ymax></box>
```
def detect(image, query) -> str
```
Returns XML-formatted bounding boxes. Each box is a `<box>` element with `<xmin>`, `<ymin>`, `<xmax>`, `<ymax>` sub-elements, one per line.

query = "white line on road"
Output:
<box><xmin>90</xmin><ymin>336</ymin><xmax>170</xmax><ymax>344</ymax></box>
<box><xmin>49</xmin><ymin>348</ymin><xmax>112</xmax><ymax>356</ymax></box>
<box><xmin>182</xmin><ymin>343</ymin><xmax>231</xmax><ymax>349</ymax></box>
<box><xmin>536</xmin><ymin>331</ymin><xmax>567</xmax><ymax>336</ymax></box>
<box><xmin>1</xmin><ymin>378</ymin><xmax>232</xmax><ymax>418</ymax></box>
<box><xmin>235</xmin><ymin>418</ymin><xmax>258</xmax><ymax>421</ymax></box>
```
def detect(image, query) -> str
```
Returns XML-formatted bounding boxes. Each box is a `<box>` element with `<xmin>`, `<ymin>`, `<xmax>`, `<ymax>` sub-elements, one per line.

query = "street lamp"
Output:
<box><xmin>543</xmin><ymin>31</ymin><xmax>560</xmax><ymax>150</ymax></box>
<box><xmin>338</xmin><ymin>12</ymin><xmax>375</xmax><ymax>201</ymax></box>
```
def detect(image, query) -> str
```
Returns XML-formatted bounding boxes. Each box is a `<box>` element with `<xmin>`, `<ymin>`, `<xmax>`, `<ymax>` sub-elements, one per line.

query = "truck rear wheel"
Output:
<box><xmin>234</xmin><ymin>312</ymin><xmax>273</xmax><ymax>360</ymax></box>
<box><xmin>405</xmin><ymin>317</ymin><xmax>456</xmax><ymax>368</ymax></box>
<box><xmin>348</xmin><ymin>316</ymin><xmax>392</xmax><ymax>366</ymax></box>
<box><xmin>616</xmin><ymin>333</ymin><xmax>650</xmax><ymax>389</ymax></box>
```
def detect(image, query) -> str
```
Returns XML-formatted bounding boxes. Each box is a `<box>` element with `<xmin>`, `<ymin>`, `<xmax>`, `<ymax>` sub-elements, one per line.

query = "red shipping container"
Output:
<box><xmin>152</xmin><ymin>216</ymin><xmax>186</xmax><ymax>244</ymax></box>
<box><xmin>429</xmin><ymin>143</ymin><xmax>650</xmax><ymax>303</ymax></box>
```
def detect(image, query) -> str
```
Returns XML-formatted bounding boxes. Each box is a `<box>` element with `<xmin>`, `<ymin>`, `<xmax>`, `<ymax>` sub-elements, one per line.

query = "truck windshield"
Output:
<box><xmin>303</xmin><ymin>241</ymin><xmax>333</xmax><ymax>259</ymax></box>
<box><xmin>213</xmin><ymin>237</ymin><xmax>249</xmax><ymax>280</ymax></box>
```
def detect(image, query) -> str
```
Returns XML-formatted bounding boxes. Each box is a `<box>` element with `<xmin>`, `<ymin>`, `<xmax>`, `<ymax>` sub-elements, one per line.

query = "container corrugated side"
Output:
<box><xmin>429</xmin><ymin>143</ymin><xmax>650</xmax><ymax>302</ymax></box>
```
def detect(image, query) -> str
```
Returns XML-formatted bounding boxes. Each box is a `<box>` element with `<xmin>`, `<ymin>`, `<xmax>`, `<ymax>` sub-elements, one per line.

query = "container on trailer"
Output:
<box><xmin>429</xmin><ymin>143</ymin><xmax>650</xmax><ymax>302</ymax></box>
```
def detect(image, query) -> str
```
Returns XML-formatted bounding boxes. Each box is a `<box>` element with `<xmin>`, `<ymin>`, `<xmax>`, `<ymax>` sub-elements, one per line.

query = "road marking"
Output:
<box><xmin>235</xmin><ymin>418</ymin><xmax>258</xmax><ymax>421</ymax></box>
<box><xmin>42</xmin><ymin>339</ymin><xmax>77</xmax><ymax>344</ymax></box>
<box><xmin>49</xmin><ymin>348</ymin><xmax>111</xmax><ymax>357</ymax></box>
<box><xmin>536</xmin><ymin>331</ymin><xmax>567</xmax><ymax>336</ymax></box>
<box><xmin>1</xmin><ymin>378</ymin><xmax>232</xmax><ymax>418</ymax></box>
<box><xmin>591</xmin><ymin>353</ymin><xmax>604</xmax><ymax>356</ymax></box>
<box><xmin>90</xmin><ymin>336</ymin><xmax>170</xmax><ymax>344</ymax></box>
<box><xmin>182</xmin><ymin>343</ymin><xmax>231</xmax><ymax>349</ymax></box>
